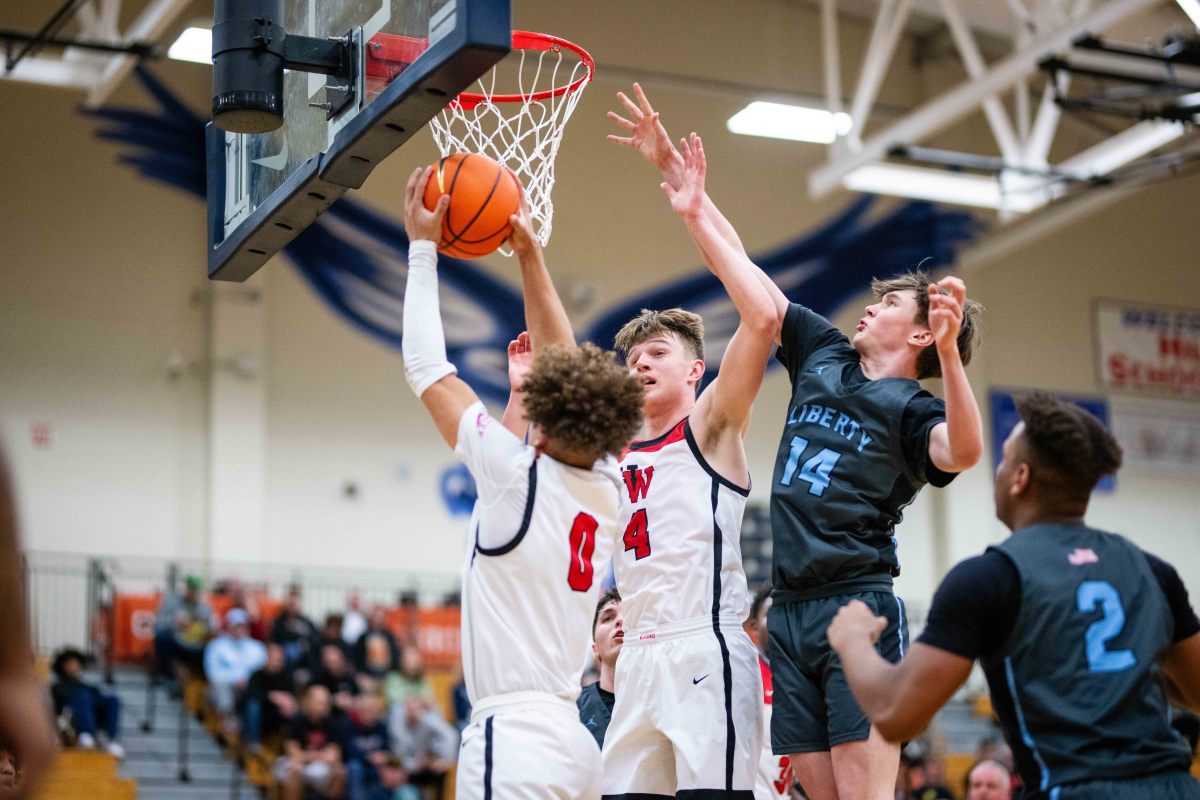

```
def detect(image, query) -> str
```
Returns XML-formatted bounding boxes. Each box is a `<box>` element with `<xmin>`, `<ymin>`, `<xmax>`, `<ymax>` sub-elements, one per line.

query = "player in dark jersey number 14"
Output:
<box><xmin>829</xmin><ymin>391</ymin><xmax>1200</xmax><ymax>800</ymax></box>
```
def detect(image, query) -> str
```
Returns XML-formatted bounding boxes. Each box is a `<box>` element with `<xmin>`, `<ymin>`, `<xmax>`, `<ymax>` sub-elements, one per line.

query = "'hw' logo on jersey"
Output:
<box><xmin>1068</xmin><ymin>547</ymin><xmax>1099</xmax><ymax>565</ymax></box>
<box><xmin>622</xmin><ymin>465</ymin><xmax>654</xmax><ymax>504</ymax></box>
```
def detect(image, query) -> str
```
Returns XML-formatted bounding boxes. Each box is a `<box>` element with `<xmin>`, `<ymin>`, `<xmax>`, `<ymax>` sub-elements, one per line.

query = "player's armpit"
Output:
<box><xmin>420</xmin><ymin>375</ymin><xmax>482</xmax><ymax>449</ymax></box>
<box><xmin>1162</xmin><ymin>632</ymin><xmax>1200</xmax><ymax>712</ymax></box>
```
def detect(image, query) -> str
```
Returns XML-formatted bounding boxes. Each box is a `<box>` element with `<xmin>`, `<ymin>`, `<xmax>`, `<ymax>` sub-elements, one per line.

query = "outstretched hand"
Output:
<box><xmin>607</xmin><ymin>82</ymin><xmax>683</xmax><ymax>180</ymax></box>
<box><xmin>928</xmin><ymin>276</ymin><xmax>967</xmax><ymax>352</ymax></box>
<box><xmin>404</xmin><ymin>165</ymin><xmax>449</xmax><ymax>244</ymax></box>
<box><xmin>506</xmin><ymin>177</ymin><xmax>539</xmax><ymax>258</ymax></box>
<box><xmin>507</xmin><ymin>331</ymin><xmax>534</xmax><ymax>391</ymax></box>
<box><xmin>660</xmin><ymin>133</ymin><xmax>706</xmax><ymax>220</ymax></box>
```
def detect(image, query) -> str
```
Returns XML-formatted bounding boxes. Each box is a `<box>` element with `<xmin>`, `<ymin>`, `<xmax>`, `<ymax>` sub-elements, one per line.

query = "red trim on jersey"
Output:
<box><xmin>623</xmin><ymin>418</ymin><xmax>688</xmax><ymax>458</ymax></box>
<box><xmin>759</xmin><ymin>655</ymin><xmax>773</xmax><ymax>706</ymax></box>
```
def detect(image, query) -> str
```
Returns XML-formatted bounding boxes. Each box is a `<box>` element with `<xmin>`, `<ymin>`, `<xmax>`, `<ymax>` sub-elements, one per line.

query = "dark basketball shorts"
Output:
<box><xmin>766</xmin><ymin>588</ymin><xmax>908</xmax><ymax>754</ymax></box>
<box><xmin>1051</xmin><ymin>771</ymin><xmax>1200</xmax><ymax>800</ymax></box>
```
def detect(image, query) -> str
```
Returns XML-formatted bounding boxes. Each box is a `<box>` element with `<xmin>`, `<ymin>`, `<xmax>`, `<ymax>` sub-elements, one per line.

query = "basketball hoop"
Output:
<box><xmin>428</xmin><ymin>31</ymin><xmax>594</xmax><ymax>253</ymax></box>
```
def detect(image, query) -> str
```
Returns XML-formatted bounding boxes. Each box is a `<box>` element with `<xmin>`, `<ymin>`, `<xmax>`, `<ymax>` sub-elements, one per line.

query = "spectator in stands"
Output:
<box><xmin>319</xmin><ymin>613</ymin><xmax>351</xmax><ymax>661</ymax></box>
<box><xmin>386</xmin><ymin>647</ymin><xmax>433</xmax><ymax>706</ymax></box>
<box><xmin>50</xmin><ymin>647</ymin><xmax>125</xmax><ymax>759</ymax></box>
<box><xmin>966</xmin><ymin>759</ymin><xmax>1013</xmax><ymax>800</ymax></box>
<box><xmin>388</xmin><ymin>695</ymin><xmax>458</xmax><ymax>800</ymax></box>
<box><xmin>154</xmin><ymin>574</ymin><xmax>212</xmax><ymax>687</ymax></box>
<box><xmin>450</xmin><ymin>670</ymin><xmax>470</xmax><ymax>733</ymax></box>
<box><xmin>243</xmin><ymin>643</ymin><xmax>298</xmax><ymax>751</ymax></box>
<box><xmin>316</xmin><ymin>643</ymin><xmax>360</xmax><ymax>713</ymax></box>
<box><xmin>273</xmin><ymin>684</ymin><xmax>346</xmax><ymax>800</ymax></box>
<box><xmin>342</xmin><ymin>591</ymin><xmax>368</xmax><ymax>647</ymax></box>
<box><xmin>353</xmin><ymin>606</ymin><xmax>401</xmax><ymax>674</ymax></box>
<box><xmin>203</xmin><ymin>607</ymin><xmax>267</xmax><ymax>737</ymax></box>
<box><xmin>270</xmin><ymin>585</ymin><xmax>319</xmax><ymax>673</ymax></box>
<box><xmin>357</xmin><ymin>634</ymin><xmax>398</xmax><ymax>695</ymax></box>
<box><xmin>577</xmin><ymin>588</ymin><xmax>621</xmax><ymax>748</ymax></box>
<box><xmin>0</xmin><ymin>744</ymin><xmax>19</xmax><ymax>800</ymax></box>
<box><xmin>901</xmin><ymin>744</ymin><xmax>954</xmax><ymax>800</ymax></box>
<box><xmin>341</xmin><ymin>694</ymin><xmax>405</xmax><ymax>800</ymax></box>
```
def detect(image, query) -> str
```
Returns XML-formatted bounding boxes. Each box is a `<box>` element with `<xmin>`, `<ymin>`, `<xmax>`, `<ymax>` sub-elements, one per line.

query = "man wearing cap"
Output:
<box><xmin>204</xmin><ymin>607</ymin><xmax>267</xmax><ymax>736</ymax></box>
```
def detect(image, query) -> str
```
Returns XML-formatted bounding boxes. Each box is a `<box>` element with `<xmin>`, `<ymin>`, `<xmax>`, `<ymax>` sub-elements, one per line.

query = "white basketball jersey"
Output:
<box><xmin>614</xmin><ymin>417</ymin><xmax>750</xmax><ymax>633</ymax></box>
<box><xmin>455</xmin><ymin>403</ymin><xmax>620</xmax><ymax>705</ymax></box>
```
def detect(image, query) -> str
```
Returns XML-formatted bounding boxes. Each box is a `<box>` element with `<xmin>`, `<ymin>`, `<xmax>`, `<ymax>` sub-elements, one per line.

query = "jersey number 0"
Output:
<box><xmin>567</xmin><ymin>513</ymin><xmax>599</xmax><ymax>592</ymax></box>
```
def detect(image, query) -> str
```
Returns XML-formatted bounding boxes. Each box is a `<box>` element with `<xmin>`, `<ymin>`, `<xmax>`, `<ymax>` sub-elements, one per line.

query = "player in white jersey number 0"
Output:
<box><xmin>400</xmin><ymin>167</ymin><xmax>644</xmax><ymax>800</ymax></box>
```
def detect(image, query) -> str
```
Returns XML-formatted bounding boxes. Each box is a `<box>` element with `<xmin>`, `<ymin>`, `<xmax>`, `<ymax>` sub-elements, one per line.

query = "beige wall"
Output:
<box><xmin>1</xmin><ymin>0</ymin><xmax>1197</xmax><ymax>605</ymax></box>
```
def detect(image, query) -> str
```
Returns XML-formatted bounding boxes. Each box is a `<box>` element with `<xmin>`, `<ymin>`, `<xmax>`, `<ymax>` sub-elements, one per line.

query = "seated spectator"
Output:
<box><xmin>357</xmin><ymin>634</ymin><xmax>397</xmax><ymax>691</ymax></box>
<box><xmin>966</xmin><ymin>759</ymin><xmax>1013</xmax><ymax>800</ymax></box>
<box><xmin>386</xmin><ymin>648</ymin><xmax>433</xmax><ymax>706</ymax></box>
<box><xmin>342</xmin><ymin>592</ymin><xmax>367</xmax><ymax>648</ymax></box>
<box><xmin>203</xmin><ymin>608</ymin><xmax>267</xmax><ymax>737</ymax></box>
<box><xmin>316</xmin><ymin>644</ymin><xmax>360</xmax><ymax>713</ymax></box>
<box><xmin>273</xmin><ymin>684</ymin><xmax>345</xmax><ymax>800</ymax></box>
<box><xmin>270</xmin><ymin>585</ymin><xmax>319</xmax><ymax>673</ymax></box>
<box><xmin>153</xmin><ymin>575</ymin><xmax>211</xmax><ymax>687</ymax></box>
<box><xmin>902</xmin><ymin>743</ymin><xmax>954</xmax><ymax>800</ymax></box>
<box><xmin>352</xmin><ymin>606</ymin><xmax>401</xmax><ymax>674</ymax></box>
<box><xmin>388</xmin><ymin>696</ymin><xmax>458</xmax><ymax>800</ymax></box>
<box><xmin>341</xmin><ymin>694</ymin><xmax>404</xmax><ymax>800</ymax></box>
<box><xmin>319</xmin><ymin>613</ymin><xmax>351</xmax><ymax>661</ymax></box>
<box><xmin>242</xmin><ymin>643</ymin><xmax>298</xmax><ymax>750</ymax></box>
<box><xmin>50</xmin><ymin>647</ymin><xmax>124</xmax><ymax>758</ymax></box>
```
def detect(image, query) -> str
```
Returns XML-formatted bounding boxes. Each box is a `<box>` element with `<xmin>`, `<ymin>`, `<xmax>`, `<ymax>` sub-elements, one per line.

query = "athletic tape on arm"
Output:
<box><xmin>402</xmin><ymin>240</ymin><xmax>458</xmax><ymax>397</ymax></box>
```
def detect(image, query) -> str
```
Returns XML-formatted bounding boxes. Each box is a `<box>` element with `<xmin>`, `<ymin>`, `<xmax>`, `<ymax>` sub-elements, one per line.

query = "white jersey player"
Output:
<box><xmin>599</xmin><ymin>123</ymin><xmax>778</xmax><ymax>795</ymax></box>
<box><xmin>399</xmin><ymin>167</ymin><xmax>643</xmax><ymax>800</ymax></box>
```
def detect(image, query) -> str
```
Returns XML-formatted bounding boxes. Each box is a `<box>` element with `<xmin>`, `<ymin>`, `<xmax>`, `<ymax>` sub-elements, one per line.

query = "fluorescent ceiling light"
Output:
<box><xmin>1177</xmin><ymin>0</ymin><xmax>1200</xmax><ymax>29</ymax></box>
<box><xmin>168</xmin><ymin>26</ymin><xmax>212</xmax><ymax>65</ymax></box>
<box><xmin>843</xmin><ymin>163</ymin><xmax>1047</xmax><ymax>213</ymax></box>
<box><xmin>1058</xmin><ymin>119</ymin><xmax>1187</xmax><ymax>179</ymax></box>
<box><xmin>727</xmin><ymin>101</ymin><xmax>852</xmax><ymax>144</ymax></box>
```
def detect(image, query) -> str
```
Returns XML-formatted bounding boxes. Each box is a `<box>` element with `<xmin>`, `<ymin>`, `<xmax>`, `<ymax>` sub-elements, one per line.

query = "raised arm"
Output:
<box><xmin>925</xmin><ymin>278</ymin><xmax>984</xmax><ymax>473</ymax></box>
<box><xmin>401</xmin><ymin>166</ymin><xmax>481</xmax><ymax>449</ymax></box>
<box><xmin>500</xmin><ymin>331</ymin><xmax>532</xmax><ymax>439</ymax></box>
<box><xmin>508</xmin><ymin>190</ymin><xmax>574</xmax><ymax>351</ymax></box>
<box><xmin>663</xmin><ymin>134</ymin><xmax>776</xmax><ymax>438</ymax></box>
<box><xmin>608</xmin><ymin>83</ymin><xmax>789</xmax><ymax>339</ymax></box>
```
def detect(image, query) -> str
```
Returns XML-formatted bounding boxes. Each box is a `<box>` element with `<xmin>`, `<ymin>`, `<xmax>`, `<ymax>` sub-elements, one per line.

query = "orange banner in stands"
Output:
<box><xmin>386</xmin><ymin>606</ymin><xmax>461</xmax><ymax>669</ymax></box>
<box><xmin>113</xmin><ymin>593</ymin><xmax>160</xmax><ymax>662</ymax></box>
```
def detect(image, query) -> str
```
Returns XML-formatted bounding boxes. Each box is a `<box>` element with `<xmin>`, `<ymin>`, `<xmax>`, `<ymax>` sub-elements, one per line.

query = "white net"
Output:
<box><xmin>428</xmin><ymin>34</ymin><xmax>592</xmax><ymax>252</ymax></box>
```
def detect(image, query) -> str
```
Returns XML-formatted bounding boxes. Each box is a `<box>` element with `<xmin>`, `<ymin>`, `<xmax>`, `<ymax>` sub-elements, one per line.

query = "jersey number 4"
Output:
<box><xmin>622</xmin><ymin>509</ymin><xmax>652</xmax><ymax>560</ymax></box>
<box><xmin>780</xmin><ymin>436</ymin><xmax>842</xmax><ymax>496</ymax></box>
<box><xmin>567</xmin><ymin>513</ymin><xmax>598</xmax><ymax>592</ymax></box>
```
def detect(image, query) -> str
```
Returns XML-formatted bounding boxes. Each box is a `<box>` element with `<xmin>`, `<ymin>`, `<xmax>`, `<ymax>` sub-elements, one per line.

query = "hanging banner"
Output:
<box><xmin>1110</xmin><ymin>397</ymin><xmax>1200</xmax><ymax>478</ymax></box>
<box><xmin>1095</xmin><ymin>300</ymin><xmax>1200</xmax><ymax>400</ymax></box>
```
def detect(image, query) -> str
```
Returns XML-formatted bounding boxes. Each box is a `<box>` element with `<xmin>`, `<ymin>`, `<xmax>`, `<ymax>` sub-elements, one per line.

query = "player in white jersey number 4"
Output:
<box><xmin>600</xmin><ymin>114</ymin><xmax>778</xmax><ymax>795</ymax></box>
<box><xmin>399</xmin><ymin>167</ymin><xmax>644</xmax><ymax>800</ymax></box>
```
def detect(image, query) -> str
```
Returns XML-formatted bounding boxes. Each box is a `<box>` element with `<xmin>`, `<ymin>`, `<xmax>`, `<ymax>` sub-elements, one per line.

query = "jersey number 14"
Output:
<box><xmin>780</xmin><ymin>436</ymin><xmax>842</xmax><ymax>496</ymax></box>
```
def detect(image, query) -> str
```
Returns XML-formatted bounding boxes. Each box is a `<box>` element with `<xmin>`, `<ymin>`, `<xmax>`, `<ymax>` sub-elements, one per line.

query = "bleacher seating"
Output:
<box><xmin>29</xmin><ymin>751</ymin><xmax>136</xmax><ymax>800</ymax></box>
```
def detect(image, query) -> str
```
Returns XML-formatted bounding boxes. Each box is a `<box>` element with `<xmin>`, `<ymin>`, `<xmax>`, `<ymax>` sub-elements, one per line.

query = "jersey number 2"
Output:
<box><xmin>567</xmin><ymin>513</ymin><xmax>598</xmax><ymax>592</ymax></box>
<box><xmin>780</xmin><ymin>436</ymin><xmax>842</xmax><ymax>496</ymax></box>
<box><xmin>1076</xmin><ymin>580</ymin><xmax>1136</xmax><ymax>673</ymax></box>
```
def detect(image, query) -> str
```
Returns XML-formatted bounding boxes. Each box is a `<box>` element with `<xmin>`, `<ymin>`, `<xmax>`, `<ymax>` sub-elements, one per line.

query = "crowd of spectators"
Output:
<box><xmin>151</xmin><ymin>579</ymin><xmax>461</xmax><ymax>800</ymax></box>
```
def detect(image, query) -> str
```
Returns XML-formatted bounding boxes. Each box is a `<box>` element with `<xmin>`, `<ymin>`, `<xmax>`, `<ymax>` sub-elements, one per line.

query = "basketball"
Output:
<box><xmin>423</xmin><ymin>152</ymin><xmax>521</xmax><ymax>258</ymax></box>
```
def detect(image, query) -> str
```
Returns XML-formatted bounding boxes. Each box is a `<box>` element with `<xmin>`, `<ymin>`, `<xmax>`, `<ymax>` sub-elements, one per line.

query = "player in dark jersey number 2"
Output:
<box><xmin>829</xmin><ymin>391</ymin><xmax>1200</xmax><ymax>800</ymax></box>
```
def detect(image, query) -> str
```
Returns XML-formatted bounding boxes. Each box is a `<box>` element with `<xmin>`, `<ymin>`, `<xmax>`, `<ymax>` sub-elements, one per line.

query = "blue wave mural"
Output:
<box><xmin>88</xmin><ymin>67</ymin><xmax>979</xmax><ymax>403</ymax></box>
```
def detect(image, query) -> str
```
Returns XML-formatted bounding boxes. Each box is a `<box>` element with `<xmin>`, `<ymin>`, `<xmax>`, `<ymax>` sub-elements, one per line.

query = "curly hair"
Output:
<box><xmin>1015</xmin><ymin>390</ymin><xmax>1122</xmax><ymax>500</ymax></box>
<box><xmin>870</xmin><ymin>270</ymin><xmax>983</xmax><ymax>380</ymax></box>
<box><xmin>522</xmin><ymin>343</ymin><xmax>644</xmax><ymax>461</ymax></box>
<box><xmin>613</xmin><ymin>308</ymin><xmax>705</xmax><ymax>362</ymax></box>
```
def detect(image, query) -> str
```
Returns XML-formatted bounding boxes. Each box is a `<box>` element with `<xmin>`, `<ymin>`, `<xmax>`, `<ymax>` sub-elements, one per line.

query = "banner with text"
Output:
<box><xmin>1095</xmin><ymin>301</ymin><xmax>1200</xmax><ymax>400</ymax></box>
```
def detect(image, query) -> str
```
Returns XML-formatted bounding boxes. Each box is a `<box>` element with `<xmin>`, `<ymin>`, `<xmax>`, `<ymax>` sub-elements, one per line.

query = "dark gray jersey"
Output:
<box><xmin>770</xmin><ymin>304</ymin><xmax>947</xmax><ymax>595</ymax></box>
<box><xmin>984</xmin><ymin>524</ymin><xmax>1192</xmax><ymax>795</ymax></box>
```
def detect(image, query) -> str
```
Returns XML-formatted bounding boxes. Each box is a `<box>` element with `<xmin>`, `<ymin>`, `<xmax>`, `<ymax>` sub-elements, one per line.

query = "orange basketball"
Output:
<box><xmin>423</xmin><ymin>152</ymin><xmax>521</xmax><ymax>258</ymax></box>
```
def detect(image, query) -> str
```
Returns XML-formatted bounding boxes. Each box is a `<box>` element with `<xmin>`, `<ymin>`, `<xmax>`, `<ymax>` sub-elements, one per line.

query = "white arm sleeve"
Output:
<box><xmin>402</xmin><ymin>240</ymin><xmax>457</xmax><ymax>397</ymax></box>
